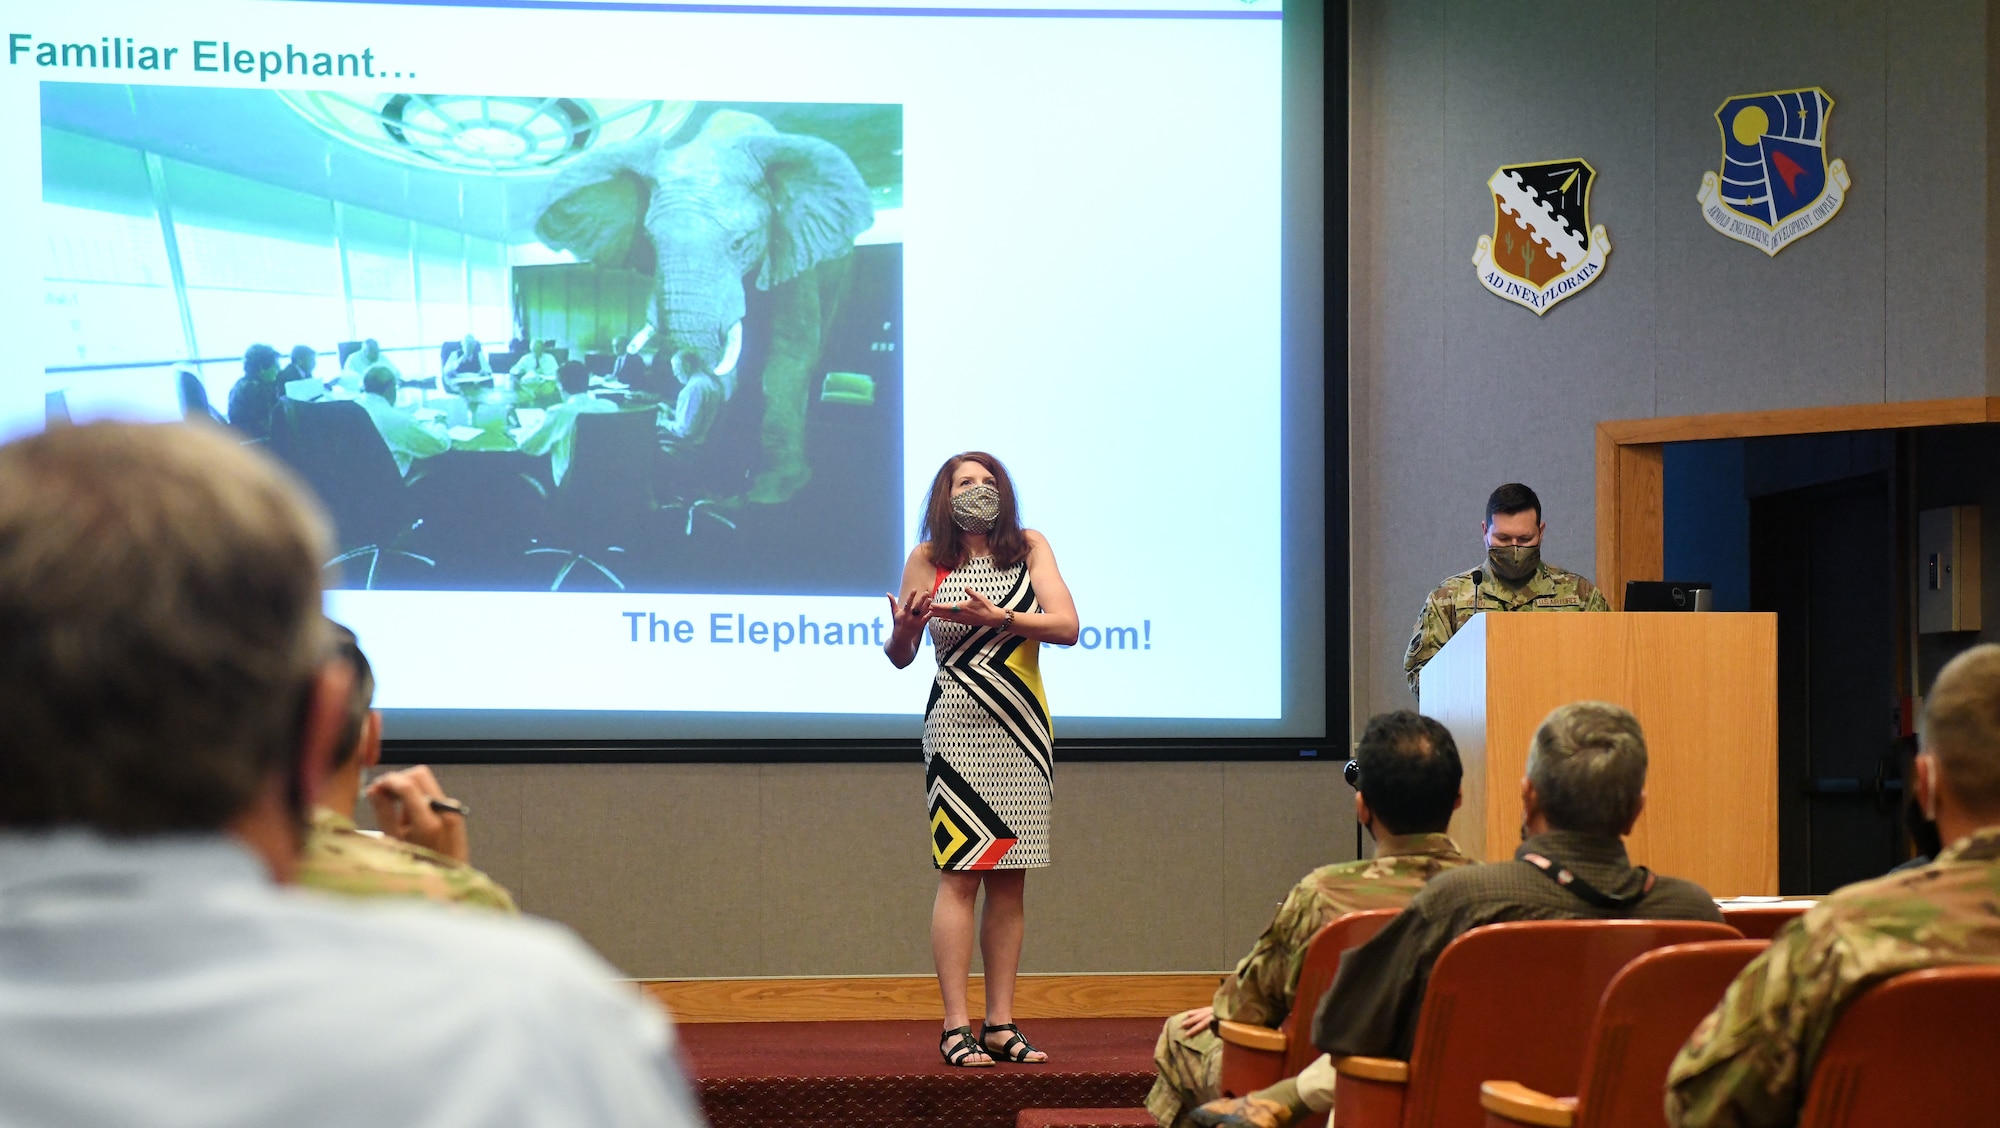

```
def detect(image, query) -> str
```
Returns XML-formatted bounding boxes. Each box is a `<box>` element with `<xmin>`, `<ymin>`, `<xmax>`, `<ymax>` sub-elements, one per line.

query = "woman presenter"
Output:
<box><xmin>885</xmin><ymin>452</ymin><xmax>1078</xmax><ymax>1069</ymax></box>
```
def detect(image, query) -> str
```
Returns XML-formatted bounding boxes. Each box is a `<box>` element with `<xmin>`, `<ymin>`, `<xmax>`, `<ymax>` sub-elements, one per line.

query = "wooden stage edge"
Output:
<box><xmin>637</xmin><ymin>973</ymin><xmax>1225</xmax><ymax>1024</ymax></box>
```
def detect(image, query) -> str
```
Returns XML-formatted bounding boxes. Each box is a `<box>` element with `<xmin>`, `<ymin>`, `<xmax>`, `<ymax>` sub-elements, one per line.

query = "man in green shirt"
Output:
<box><xmin>1148</xmin><ymin>712</ymin><xmax>1474</xmax><ymax>1127</ymax></box>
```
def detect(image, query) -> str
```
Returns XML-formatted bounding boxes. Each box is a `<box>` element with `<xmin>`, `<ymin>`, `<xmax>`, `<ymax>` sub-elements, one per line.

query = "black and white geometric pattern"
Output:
<box><xmin>923</xmin><ymin>555</ymin><xmax>1052</xmax><ymax>870</ymax></box>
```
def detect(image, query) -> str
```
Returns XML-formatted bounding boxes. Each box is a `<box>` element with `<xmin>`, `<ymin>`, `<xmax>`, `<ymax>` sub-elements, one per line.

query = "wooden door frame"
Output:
<box><xmin>1595</xmin><ymin>397</ymin><xmax>2000</xmax><ymax>607</ymax></box>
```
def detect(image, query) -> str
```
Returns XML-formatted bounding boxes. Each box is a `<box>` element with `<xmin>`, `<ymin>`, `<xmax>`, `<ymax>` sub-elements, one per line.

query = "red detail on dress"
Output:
<box><xmin>969</xmin><ymin>838</ymin><xmax>1018</xmax><ymax>869</ymax></box>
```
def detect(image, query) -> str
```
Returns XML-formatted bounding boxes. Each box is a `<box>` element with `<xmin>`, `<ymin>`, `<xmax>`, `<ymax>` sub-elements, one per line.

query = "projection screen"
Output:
<box><xmin>4</xmin><ymin>0</ymin><xmax>1333</xmax><ymax>755</ymax></box>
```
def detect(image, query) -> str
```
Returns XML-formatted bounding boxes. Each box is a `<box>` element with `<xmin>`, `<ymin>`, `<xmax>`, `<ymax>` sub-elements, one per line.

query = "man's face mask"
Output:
<box><xmin>951</xmin><ymin>484</ymin><xmax>1001</xmax><ymax>533</ymax></box>
<box><xmin>1488</xmin><ymin>543</ymin><xmax>1541</xmax><ymax>582</ymax></box>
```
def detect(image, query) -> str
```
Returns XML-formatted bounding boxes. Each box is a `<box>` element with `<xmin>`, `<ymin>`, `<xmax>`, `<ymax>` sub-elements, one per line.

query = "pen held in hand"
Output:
<box><xmin>428</xmin><ymin>797</ymin><xmax>471</xmax><ymax>818</ymax></box>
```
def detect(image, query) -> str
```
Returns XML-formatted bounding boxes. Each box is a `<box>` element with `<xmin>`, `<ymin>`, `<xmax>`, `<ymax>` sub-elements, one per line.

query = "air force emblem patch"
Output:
<box><xmin>1472</xmin><ymin>158</ymin><xmax>1610</xmax><ymax>316</ymax></box>
<box><xmin>1698</xmin><ymin>87</ymin><xmax>1850</xmax><ymax>255</ymax></box>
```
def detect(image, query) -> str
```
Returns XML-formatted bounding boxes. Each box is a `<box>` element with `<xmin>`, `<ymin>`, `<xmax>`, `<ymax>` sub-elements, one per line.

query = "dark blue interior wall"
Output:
<box><xmin>1663</xmin><ymin>439</ymin><xmax>1750</xmax><ymax>611</ymax></box>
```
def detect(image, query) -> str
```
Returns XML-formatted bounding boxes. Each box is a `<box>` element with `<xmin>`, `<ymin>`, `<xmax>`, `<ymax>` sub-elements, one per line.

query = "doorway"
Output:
<box><xmin>1749</xmin><ymin>471</ymin><xmax>1899</xmax><ymax>893</ymax></box>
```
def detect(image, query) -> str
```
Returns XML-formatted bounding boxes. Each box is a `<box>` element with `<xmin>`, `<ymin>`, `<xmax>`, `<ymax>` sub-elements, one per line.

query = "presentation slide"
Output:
<box><xmin>4</xmin><ymin>0</ymin><xmax>1321</xmax><ymax>745</ymax></box>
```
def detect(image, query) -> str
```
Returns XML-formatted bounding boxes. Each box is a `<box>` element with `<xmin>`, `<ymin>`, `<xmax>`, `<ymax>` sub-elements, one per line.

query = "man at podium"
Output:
<box><xmin>1403</xmin><ymin>483</ymin><xmax>1608</xmax><ymax>698</ymax></box>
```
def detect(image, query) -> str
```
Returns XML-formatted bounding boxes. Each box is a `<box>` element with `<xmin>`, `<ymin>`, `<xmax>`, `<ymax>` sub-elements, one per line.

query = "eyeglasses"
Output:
<box><xmin>1343</xmin><ymin>758</ymin><xmax>1359</xmax><ymax>789</ymax></box>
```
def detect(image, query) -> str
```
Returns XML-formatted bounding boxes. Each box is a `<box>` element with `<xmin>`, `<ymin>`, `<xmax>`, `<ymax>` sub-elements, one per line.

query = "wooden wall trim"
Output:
<box><xmin>635</xmin><ymin>972</ymin><xmax>1223</xmax><ymax>1024</ymax></box>
<box><xmin>1599</xmin><ymin>397</ymin><xmax>2000</xmax><ymax>446</ymax></box>
<box><xmin>1595</xmin><ymin>430</ymin><xmax>1664</xmax><ymax>608</ymax></box>
<box><xmin>1596</xmin><ymin>397</ymin><xmax>2000</xmax><ymax>603</ymax></box>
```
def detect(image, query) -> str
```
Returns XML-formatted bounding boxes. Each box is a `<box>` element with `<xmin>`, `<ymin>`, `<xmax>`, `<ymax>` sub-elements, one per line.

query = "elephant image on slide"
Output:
<box><xmin>532</xmin><ymin>110</ymin><xmax>876</xmax><ymax>505</ymax></box>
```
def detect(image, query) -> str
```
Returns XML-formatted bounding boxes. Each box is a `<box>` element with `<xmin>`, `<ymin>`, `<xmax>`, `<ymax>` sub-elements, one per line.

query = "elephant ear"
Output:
<box><xmin>743</xmin><ymin>131</ymin><xmax>876</xmax><ymax>291</ymax></box>
<box><xmin>532</xmin><ymin>136</ymin><xmax>664</xmax><ymax>259</ymax></box>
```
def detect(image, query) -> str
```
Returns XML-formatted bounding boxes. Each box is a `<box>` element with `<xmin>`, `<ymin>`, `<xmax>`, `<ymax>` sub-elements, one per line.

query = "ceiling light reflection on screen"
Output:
<box><xmin>276</xmin><ymin>92</ymin><xmax>694</xmax><ymax>176</ymax></box>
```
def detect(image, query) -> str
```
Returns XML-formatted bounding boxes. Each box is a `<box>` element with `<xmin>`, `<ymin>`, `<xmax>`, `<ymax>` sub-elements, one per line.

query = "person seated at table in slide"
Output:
<box><xmin>356</xmin><ymin>365</ymin><xmax>449</xmax><ymax>476</ymax></box>
<box><xmin>1149</xmin><ymin>710</ymin><xmax>1474</xmax><ymax>1128</ymax></box>
<box><xmin>510</xmin><ymin>338</ymin><xmax>559</xmax><ymax>379</ymax></box>
<box><xmin>443</xmin><ymin>334</ymin><xmax>491</xmax><ymax>388</ymax></box>
<box><xmin>520</xmin><ymin>360</ymin><xmax>620</xmax><ymax>485</ymax></box>
<box><xmin>609</xmin><ymin>334</ymin><xmax>639</xmax><ymax>380</ymax></box>
<box><xmin>227</xmin><ymin>343</ymin><xmax>284</xmax><ymax>441</ymax></box>
<box><xmin>658</xmin><ymin>350</ymin><xmax>736</xmax><ymax>452</ymax></box>
<box><xmin>610</xmin><ymin>333</ymin><xmax>666</xmax><ymax>394</ymax></box>
<box><xmin>278</xmin><ymin>345</ymin><xmax>317</xmax><ymax>389</ymax></box>
<box><xmin>298</xmin><ymin>622</ymin><xmax>516</xmax><ymax>912</ymax></box>
<box><xmin>1192</xmin><ymin>701</ymin><xmax>1725</xmax><ymax>1128</ymax></box>
<box><xmin>337</xmin><ymin>338</ymin><xmax>399</xmax><ymax>393</ymax></box>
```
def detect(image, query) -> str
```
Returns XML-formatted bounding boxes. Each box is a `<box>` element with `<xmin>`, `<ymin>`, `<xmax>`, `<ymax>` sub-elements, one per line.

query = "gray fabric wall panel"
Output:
<box><xmin>1024</xmin><ymin>762</ymin><xmax>1227</xmax><ymax>972</ymax></box>
<box><xmin>416</xmin><ymin>761</ymin><xmax>1348</xmax><ymax>977</ymax></box>
<box><xmin>1654</xmin><ymin>1</ymin><xmax>1890</xmax><ymax>417</ymax></box>
<box><xmin>1353</xmin><ymin>0</ymin><xmax>1997</xmax><ymax>722</ymax></box>
<box><xmin>518</xmin><ymin>763</ymin><xmax>767</xmax><ymax>977</ymax></box>
<box><xmin>1882</xmin><ymin>0</ymin><xmax>1990</xmax><ymax>401</ymax></box>
<box><xmin>1349</xmin><ymin>0</ymin><xmax>1447</xmax><ymax>718</ymax></box>
<box><xmin>1219</xmin><ymin>761</ymin><xmax>1353</xmax><ymax>966</ymax></box>
<box><xmin>756</xmin><ymin>763</ymin><xmax>938</xmax><ymax>974</ymax></box>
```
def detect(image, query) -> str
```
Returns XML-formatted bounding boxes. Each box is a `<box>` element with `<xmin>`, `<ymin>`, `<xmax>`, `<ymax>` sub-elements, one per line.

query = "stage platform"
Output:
<box><xmin>680</xmin><ymin>1017</ymin><xmax>1161</xmax><ymax>1128</ymax></box>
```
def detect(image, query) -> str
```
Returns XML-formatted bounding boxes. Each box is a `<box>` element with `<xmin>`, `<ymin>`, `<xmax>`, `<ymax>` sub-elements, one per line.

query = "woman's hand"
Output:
<box><xmin>887</xmin><ymin>588</ymin><xmax>934</xmax><ymax>637</ymax></box>
<box><xmin>929</xmin><ymin>588</ymin><xmax>1007</xmax><ymax>629</ymax></box>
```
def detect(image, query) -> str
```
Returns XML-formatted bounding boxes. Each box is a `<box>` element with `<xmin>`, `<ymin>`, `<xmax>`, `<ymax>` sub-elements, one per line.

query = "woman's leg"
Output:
<box><xmin>933</xmin><ymin>870</ymin><xmax>988</xmax><ymax>1057</ymax></box>
<box><xmin>978</xmin><ymin>870</ymin><xmax>1047</xmax><ymax>1061</ymax></box>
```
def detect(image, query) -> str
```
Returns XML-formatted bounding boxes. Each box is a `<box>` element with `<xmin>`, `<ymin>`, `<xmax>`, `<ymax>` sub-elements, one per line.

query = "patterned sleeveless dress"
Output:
<box><xmin>924</xmin><ymin>554</ymin><xmax>1052</xmax><ymax>870</ymax></box>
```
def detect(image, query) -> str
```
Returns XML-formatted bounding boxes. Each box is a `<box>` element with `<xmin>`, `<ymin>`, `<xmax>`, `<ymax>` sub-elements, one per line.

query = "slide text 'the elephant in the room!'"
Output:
<box><xmin>533</xmin><ymin>109</ymin><xmax>875</xmax><ymax>504</ymax></box>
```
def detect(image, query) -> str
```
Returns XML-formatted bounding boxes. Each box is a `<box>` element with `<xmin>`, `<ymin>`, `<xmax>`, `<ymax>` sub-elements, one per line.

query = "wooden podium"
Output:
<box><xmin>1420</xmin><ymin>612</ymin><xmax>1778</xmax><ymax>897</ymax></box>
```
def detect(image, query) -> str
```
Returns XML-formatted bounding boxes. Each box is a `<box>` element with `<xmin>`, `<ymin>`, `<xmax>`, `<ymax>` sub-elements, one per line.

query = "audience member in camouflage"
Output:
<box><xmin>1149</xmin><ymin>712</ymin><xmax>1472</xmax><ymax>1128</ymax></box>
<box><xmin>1196</xmin><ymin>701</ymin><xmax>1722</xmax><ymax>1128</ymax></box>
<box><xmin>1666</xmin><ymin>644</ymin><xmax>2000</xmax><ymax>1128</ymax></box>
<box><xmin>299</xmin><ymin>806</ymin><xmax>517</xmax><ymax>912</ymax></box>
<box><xmin>294</xmin><ymin>623</ymin><xmax>517</xmax><ymax>913</ymax></box>
<box><xmin>1402</xmin><ymin>483</ymin><xmax>1608</xmax><ymax>697</ymax></box>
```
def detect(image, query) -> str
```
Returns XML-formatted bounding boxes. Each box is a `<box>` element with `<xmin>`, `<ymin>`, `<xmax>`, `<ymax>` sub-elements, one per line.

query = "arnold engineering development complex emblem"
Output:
<box><xmin>1698</xmin><ymin>87</ymin><xmax>1849</xmax><ymax>255</ymax></box>
<box><xmin>1472</xmin><ymin>158</ymin><xmax>1610</xmax><ymax>316</ymax></box>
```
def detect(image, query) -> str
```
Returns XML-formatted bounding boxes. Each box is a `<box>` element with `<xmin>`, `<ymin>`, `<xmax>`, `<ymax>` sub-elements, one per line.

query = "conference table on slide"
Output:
<box><xmin>314</xmin><ymin>371</ymin><xmax>664</xmax><ymax>455</ymax></box>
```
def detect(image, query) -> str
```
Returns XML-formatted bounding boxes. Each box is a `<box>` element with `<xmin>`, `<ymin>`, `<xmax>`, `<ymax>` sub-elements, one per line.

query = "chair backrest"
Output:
<box><xmin>1403</xmin><ymin>919</ymin><xmax>1742</xmax><ymax>1128</ymax></box>
<box><xmin>1718</xmin><ymin>905</ymin><xmax>1808</xmax><ymax>940</ymax></box>
<box><xmin>1572</xmin><ymin>939</ymin><xmax>1767</xmax><ymax>1128</ymax></box>
<box><xmin>1283</xmin><ymin>910</ymin><xmax>1403</xmax><ymax>1077</ymax></box>
<box><xmin>554</xmin><ymin>408</ymin><xmax>661</xmax><ymax>539</ymax></box>
<box><xmin>267</xmin><ymin>399</ymin><xmax>408</xmax><ymax>548</ymax></box>
<box><xmin>1796</xmin><ymin>964</ymin><xmax>2000</xmax><ymax>1128</ymax></box>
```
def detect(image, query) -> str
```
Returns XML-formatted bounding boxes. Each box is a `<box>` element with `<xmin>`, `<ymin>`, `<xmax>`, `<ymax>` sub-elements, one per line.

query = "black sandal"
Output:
<box><xmin>980</xmin><ymin>1022</ymin><xmax>1047</xmax><ymax>1063</ymax></box>
<box><xmin>939</xmin><ymin>1025</ymin><xmax>994</xmax><ymax>1067</ymax></box>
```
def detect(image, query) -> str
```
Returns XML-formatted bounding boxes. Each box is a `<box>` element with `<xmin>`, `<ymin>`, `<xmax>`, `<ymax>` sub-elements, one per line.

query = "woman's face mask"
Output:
<box><xmin>951</xmin><ymin>484</ymin><xmax>1001</xmax><ymax>533</ymax></box>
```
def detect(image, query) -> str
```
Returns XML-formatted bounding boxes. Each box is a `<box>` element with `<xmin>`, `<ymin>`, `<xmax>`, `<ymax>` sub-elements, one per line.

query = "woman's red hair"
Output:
<box><xmin>920</xmin><ymin>452</ymin><xmax>1029</xmax><ymax>573</ymax></box>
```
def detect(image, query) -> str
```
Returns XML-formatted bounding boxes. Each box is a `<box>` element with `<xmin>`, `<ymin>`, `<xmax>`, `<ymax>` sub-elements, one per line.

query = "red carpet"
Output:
<box><xmin>679</xmin><ymin>1018</ymin><xmax>1161</xmax><ymax>1128</ymax></box>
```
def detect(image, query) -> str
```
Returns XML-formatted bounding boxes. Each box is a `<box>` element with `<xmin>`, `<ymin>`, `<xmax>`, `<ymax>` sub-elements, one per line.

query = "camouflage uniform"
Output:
<box><xmin>1147</xmin><ymin>834</ymin><xmax>1473</xmax><ymax>1128</ymax></box>
<box><xmin>296</xmin><ymin>807</ymin><xmax>518</xmax><ymax>913</ymax></box>
<box><xmin>1403</xmin><ymin>563</ymin><xmax>1608</xmax><ymax>696</ymax></box>
<box><xmin>1665</xmin><ymin>826</ymin><xmax>2000</xmax><ymax>1128</ymax></box>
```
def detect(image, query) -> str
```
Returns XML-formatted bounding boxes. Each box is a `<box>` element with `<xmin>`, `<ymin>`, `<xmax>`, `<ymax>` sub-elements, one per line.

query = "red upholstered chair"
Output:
<box><xmin>1795</xmin><ymin>964</ymin><xmax>2000</xmax><ymax>1127</ymax></box>
<box><xmin>1215</xmin><ymin>908</ymin><xmax>1401</xmax><ymax>1121</ymax></box>
<box><xmin>1331</xmin><ymin>919</ymin><xmax>1742</xmax><ymax>1128</ymax></box>
<box><xmin>1718</xmin><ymin>903</ymin><xmax>1811</xmax><ymax>940</ymax></box>
<box><xmin>1479</xmin><ymin>939</ymin><xmax>1768</xmax><ymax>1128</ymax></box>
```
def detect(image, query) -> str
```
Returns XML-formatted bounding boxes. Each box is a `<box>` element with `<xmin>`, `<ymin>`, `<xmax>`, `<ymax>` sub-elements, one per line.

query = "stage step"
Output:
<box><xmin>1018</xmin><ymin>1108</ymin><xmax>1157</xmax><ymax>1128</ymax></box>
<box><xmin>680</xmin><ymin>1017</ymin><xmax>1160</xmax><ymax>1128</ymax></box>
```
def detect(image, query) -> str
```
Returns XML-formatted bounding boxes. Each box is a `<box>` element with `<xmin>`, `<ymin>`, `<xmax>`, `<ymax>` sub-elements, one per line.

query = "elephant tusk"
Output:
<box><xmin>716</xmin><ymin>321</ymin><xmax>744</xmax><ymax>377</ymax></box>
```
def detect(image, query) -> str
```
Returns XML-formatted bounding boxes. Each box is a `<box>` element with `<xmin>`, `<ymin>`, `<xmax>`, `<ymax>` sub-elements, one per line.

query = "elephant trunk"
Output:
<box><xmin>655</xmin><ymin>249</ymin><xmax>746</xmax><ymax>382</ymax></box>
